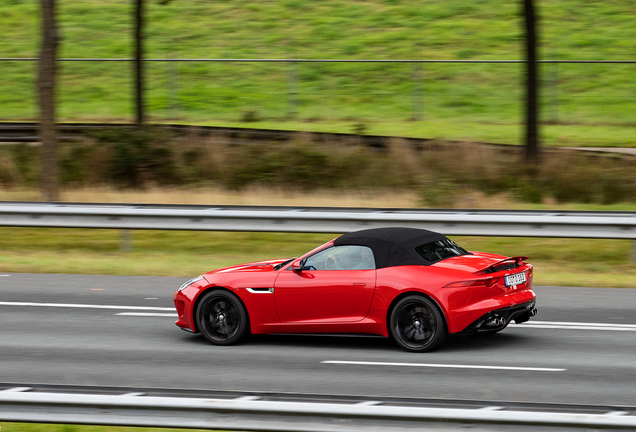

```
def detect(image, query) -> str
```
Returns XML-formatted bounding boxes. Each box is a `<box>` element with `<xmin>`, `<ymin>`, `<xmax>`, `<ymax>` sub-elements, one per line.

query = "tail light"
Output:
<box><xmin>444</xmin><ymin>277</ymin><xmax>499</xmax><ymax>288</ymax></box>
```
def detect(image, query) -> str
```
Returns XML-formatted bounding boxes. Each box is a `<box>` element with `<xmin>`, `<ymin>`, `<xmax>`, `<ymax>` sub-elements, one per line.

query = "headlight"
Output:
<box><xmin>177</xmin><ymin>275</ymin><xmax>204</xmax><ymax>292</ymax></box>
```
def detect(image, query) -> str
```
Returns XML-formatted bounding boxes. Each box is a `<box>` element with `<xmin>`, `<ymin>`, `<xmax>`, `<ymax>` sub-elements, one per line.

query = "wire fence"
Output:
<box><xmin>1</xmin><ymin>58</ymin><xmax>635</xmax><ymax>125</ymax></box>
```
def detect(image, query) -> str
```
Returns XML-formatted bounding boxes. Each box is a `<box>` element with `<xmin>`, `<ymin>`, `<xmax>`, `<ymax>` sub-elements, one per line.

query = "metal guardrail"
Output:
<box><xmin>1</xmin><ymin>202</ymin><xmax>635</xmax><ymax>239</ymax></box>
<box><xmin>1</xmin><ymin>385</ymin><xmax>635</xmax><ymax>431</ymax></box>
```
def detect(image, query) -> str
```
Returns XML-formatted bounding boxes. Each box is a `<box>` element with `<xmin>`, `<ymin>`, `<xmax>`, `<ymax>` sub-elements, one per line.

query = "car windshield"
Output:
<box><xmin>415</xmin><ymin>239</ymin><xmax>469</xmax><ymax>263</ymax></box>
<box><xmin>273</xmin><ymin>258</ymin><xmax>295</xmax><ymax>270</ymax></box>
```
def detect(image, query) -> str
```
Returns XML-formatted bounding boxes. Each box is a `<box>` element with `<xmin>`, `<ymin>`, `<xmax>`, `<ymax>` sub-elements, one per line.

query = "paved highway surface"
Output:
<box><xmin>1</xmin><ymin>273</ymin><xmax>635</xmax><ymax>407</ymax></box>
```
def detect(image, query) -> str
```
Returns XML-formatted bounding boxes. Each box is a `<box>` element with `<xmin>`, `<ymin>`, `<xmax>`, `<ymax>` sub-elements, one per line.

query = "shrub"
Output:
<box><xmin>514</xmin><ymin>178</ymin><xmax>544</xmax><ymax>204</ymax></box>
<box><xmin>89</xmin><ymin>127</ymin><xmax>179</xmax><ymax>188</ymax></box>
<box><xmin>60</xmin><ymin>143</ymin><xmax>91</xmax><ymax>185</ymax></box>
<box><xmin>8</xmin><ymin>144</ymin><xmax>39</xmax><ymax>187</ymax></box>
<box><xmin>4</xmin><ymin>126</ymin><xmax>636</xmax><ymax>207</ymax></box>
<box><xmin>419</xmin><ymin>178</ymin><xmax>459</xmax><ymax>208</ymax></box>
<box><xmin>598</xmin><ymin>167</ymin><xmax>636</xmax><ymax>205</ymax></box>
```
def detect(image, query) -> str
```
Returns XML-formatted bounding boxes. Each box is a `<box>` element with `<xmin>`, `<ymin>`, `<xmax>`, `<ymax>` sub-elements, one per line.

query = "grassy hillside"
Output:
<box><xmin>1</xmin><ymin>0</ymin><xmax>635</xmax><ymax>145</ymax></box>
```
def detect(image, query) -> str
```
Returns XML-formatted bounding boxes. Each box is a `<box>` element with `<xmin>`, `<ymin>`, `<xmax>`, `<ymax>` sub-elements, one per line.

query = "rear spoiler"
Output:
<box><xmin>480</xmin><ymin>256</ymin><xmax>529</xmax><ymax>274</ymax></box>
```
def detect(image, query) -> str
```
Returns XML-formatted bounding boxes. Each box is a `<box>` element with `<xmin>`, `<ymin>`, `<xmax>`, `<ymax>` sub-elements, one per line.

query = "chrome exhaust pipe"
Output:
<box><xmin>485</xmin><ymin>316</ymin><xmax>506</xmax><ymax>328</ymax></box>
<box><xmin>485</xmin><ymin>318</ymin><xmax>498</xmax><ymax>328</ymax></box>
<box><xmin>530</xmin><ymin>308</ymin><xmax>538</xmax><ymax>317</ymax></box>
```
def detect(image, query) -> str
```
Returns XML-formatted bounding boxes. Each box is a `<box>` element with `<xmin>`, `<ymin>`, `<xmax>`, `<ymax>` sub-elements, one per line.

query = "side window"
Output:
<box><xmin>303</xmin><ymin>245</ymin><xmax>375</xmax><ymax>270</ymax></box>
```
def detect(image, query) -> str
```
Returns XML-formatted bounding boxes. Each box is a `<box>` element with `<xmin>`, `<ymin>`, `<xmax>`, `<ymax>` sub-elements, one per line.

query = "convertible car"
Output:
<box><xmin>174</xmin><ymin>227</ymin><xmax>536</xmax><ymax>352</ymax></box>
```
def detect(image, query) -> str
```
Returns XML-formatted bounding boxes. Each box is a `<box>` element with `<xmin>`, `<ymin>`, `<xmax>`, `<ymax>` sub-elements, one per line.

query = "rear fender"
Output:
<box><xmin>385</xmin><ymin>291</ymin><xmax>449</xmax><ymax>336</ymax></box>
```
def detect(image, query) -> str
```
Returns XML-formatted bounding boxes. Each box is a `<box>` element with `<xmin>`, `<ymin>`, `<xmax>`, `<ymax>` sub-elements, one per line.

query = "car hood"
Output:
<box><xmin>431</xmin><ymin>252</ymin><xmax>516</xmax><ymax>273</ymax></box>
<box><xmin>205</xmin><ymin>259</ymin><xmax>290</xmax><ymax>275</ymax></box>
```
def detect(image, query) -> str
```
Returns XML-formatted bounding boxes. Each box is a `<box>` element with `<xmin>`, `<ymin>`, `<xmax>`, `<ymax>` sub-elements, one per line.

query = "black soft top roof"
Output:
<box><xmin>333</xmin><ymin>227</ymin><xmax>448</xmax><ymax>269</ymax></box>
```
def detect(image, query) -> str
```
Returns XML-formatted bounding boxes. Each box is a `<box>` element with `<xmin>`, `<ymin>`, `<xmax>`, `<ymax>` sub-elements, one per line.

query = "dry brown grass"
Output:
<box><xmin>0</xmin><ymin>186</ymin><xmax>420</xmax><ymax>208</ymax></box>
<box><xmin>0</xmin><ymin>185</ymin><xmax>567</xmax><ymax>210</ymax></box>
<box><xmin>1</xmin><ymin>130</ymin><xmax>635</xmax><ymax>208</ymax></box>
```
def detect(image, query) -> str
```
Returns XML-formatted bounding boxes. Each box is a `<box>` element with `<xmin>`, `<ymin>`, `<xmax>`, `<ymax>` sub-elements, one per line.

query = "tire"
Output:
<box><xmin>196</xmin><ymin>290</ymin><xmax>249</xmax><ymax>346</ymax></box>
<box><xmin>389</xmin><ymin>295</ymin><xmax>447</xmax><ymax>352</ymax></box>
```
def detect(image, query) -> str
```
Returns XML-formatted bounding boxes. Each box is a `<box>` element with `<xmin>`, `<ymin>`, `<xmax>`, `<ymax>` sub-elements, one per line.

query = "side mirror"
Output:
<box><xmin>291</xmin><ymin>258</ymin><xmax>304</xmax><ymax>272</ymax></box>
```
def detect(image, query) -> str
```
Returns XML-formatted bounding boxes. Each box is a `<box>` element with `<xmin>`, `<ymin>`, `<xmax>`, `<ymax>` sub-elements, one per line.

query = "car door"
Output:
<box><xmin>273</xmin><ymin>245</ymin><xmax>376</xmax><ymax>323</ymax></box>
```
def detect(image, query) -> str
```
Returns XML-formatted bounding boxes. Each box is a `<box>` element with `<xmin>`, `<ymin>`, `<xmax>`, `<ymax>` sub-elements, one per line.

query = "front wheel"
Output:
<box><xmin>390</xmin><ymin>295</ymin><xmax>447</xmax><ymax>352</ymax></box>
<box><xmin>196</xmin><ymin>290</ymin><xmax>249</xmax><ymax>345</ymax></box>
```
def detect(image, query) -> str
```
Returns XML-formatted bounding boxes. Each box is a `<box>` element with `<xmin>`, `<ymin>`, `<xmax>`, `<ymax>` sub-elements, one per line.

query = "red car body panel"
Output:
<box><xmin>274</xmin><ymin>268</ymin><xmax>376</xmax><ymax>323</ymax></box>
<box><xmin>174</xmin><ymin>238</ymin><xmax>536</xmax><ymax>338</ymax></box>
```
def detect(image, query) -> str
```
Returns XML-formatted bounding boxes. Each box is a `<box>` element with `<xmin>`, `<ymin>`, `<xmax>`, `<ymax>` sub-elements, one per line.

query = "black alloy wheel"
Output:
<box><xmin>196</xmin><ymin>290</ymin><xmax>249</xmax><ymax>345</ymax></box>
<box><xmin>390</xmin><ymin>295</ymin><xmax>447</xmax><ymax>352</ymax></box>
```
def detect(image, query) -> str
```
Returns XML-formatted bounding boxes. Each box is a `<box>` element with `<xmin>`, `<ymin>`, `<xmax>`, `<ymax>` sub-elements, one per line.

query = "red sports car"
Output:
<box><xmin>174</xmin><ymin>227</ymin><xmax>536</xmax><ymax>352</ymax></box>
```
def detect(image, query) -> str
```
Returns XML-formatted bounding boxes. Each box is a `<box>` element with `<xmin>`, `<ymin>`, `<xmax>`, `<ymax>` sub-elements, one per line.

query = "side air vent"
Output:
<box><xmin>245</xmin><ymin>287</ymin><xmax>274</xmax><ymax>293</ymax></box>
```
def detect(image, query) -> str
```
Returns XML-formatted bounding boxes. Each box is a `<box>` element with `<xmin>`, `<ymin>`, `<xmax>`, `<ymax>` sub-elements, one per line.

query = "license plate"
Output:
<box><xmin>505</xmin><ymin>272</ymin><xmax>526</xmax><ymax>287</ymax></box>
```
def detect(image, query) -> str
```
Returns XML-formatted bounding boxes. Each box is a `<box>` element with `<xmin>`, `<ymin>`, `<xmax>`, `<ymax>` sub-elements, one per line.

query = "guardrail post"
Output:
<box><xmin>120</xmin><ymin>229</ymin><xmax>132</xmax><ymax>253</ymax></box>
<box><xmin>286</xmin><ymin>60</ymin><xmax>298</xmax><ymax>119</ymax></box>
<box><xmin>411</xmin><ymin>62</ymin><xmax>424</xmax><ymax>121</ymax></box>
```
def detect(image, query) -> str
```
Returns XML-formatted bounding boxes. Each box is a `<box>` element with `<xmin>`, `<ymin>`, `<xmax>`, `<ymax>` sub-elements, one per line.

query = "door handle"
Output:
<box><xmin>353</xmin><ymin>283</ymin><xmax>366</xmax><ymax>286</ymax></box>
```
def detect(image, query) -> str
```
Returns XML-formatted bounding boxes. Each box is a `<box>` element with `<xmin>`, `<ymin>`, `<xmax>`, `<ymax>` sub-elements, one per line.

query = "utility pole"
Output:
<box><xmin>38</xmin><ymin>0</ymin><xmax>60</xmax><ymax>201</ymax></box>
<box><xmin>523</xmin><ymin>0</ymin><xmax>540</xmax><ymax>164</ymax></box>
<box><xmin>134</xmin><ymin>0</ymin><xmax>145</xmax><ymax>125</ymax></box>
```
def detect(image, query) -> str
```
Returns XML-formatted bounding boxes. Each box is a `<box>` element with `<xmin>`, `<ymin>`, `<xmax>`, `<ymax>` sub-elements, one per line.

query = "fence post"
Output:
<box><xmin>553</xmin><ymin>60</ymin><xmax>559</xmax><ymax>123</ymax></box>
<box><xmin>166</xmin><ymin>56</ymin><xmax>179</xmax><ymax>120</ymax></box>
<box><xmin>411</xmin><ymin>62</ymin><xmax>424</xmax><ymax>121</ymax></box>
<box><xmin>287</xmin><ymin>61</ymin><xmax>298</xmax><ymax>119</ymax></box>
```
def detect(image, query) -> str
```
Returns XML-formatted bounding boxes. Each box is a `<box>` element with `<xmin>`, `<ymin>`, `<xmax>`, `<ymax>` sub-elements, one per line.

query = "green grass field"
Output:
<box><xmin>1</xmin><ymin>0</ymin><xmax>635</xmax><ymax>145</ymax></box>
<box><xmin>1</xmin><ymin>1</ymin><xmax>635</xmax><ymax>286</ymax></box>
<box><xmin>1</xmin><ymin>227</ymin><xmax>635</xmax><ymax>288</ymax></box>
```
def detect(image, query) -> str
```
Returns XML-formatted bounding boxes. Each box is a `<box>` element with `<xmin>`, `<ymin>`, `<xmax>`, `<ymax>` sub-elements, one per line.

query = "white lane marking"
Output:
<box><xmin>1</xmin><ymin>301</ymin><xmax>633</xmax><ymax>333</ymax></box>
<box><xmin>233</xmin><ymin>396</ymin><xmax>261</xmax><ymax>402</ymax></box>
<box><xmin>116</xmin><ymin>312</ymin><xmax>177</xmax><ymax>317</ymax></box>
<box><xmin>145</xmin><ymin>297</ymin><xmax>159</xmax><ymax>300</ymax></box>
<box><xmin>512</xmin><ymin>321</ymin><xmax>636</xmax><ymax>332</ymax></box>
<box><xmin>1</xmin><ymin>387</ymin><xmax>32</xmax><ymax>392</ymax></box>
<box><xmin>322</xmin><ymin>360</ymin><xmax>565</xmax><ymax>372</ymax></box>
<box><xmin>514</xmin><ymin>324</ymin><xmax>636</xmax><ymax>331</ymax></box>
<box><xmin>524</xmin><ymin>320</ymin><xmax>636</xmax><ymax>328</ymax></box>
<box><xmin>0</xmin><ymin>275</ymin><xmax>11</xmax><ymax>277</ymax></box>
<box><xmin>0</xmin><ymin>301</ymin><xmax>172</xmax><ymax>311</ymax></box>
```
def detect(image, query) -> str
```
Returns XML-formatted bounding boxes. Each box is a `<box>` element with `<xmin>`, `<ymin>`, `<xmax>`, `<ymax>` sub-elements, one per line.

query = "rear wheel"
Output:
<box><xmin>390</xmin><ymin>295</ymin><xmax>447</xmax><ymax>352</ymax></box>
<box><xmin>196</xmin><ymin>290</ymin><xmax>249</xmax><ymax>345</ymax></box>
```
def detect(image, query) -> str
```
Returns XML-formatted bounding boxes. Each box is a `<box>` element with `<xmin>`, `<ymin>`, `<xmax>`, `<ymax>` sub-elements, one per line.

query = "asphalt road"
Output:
<box><xmin>1</xmin><ymin>272</ymin><xmax>635</xmax><ymax>407</ymax></box>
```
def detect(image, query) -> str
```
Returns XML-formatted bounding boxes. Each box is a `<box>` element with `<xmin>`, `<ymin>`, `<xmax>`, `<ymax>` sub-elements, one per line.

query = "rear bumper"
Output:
<box><xmin>459</xmin><ymin>301</ymin><xmax>537</xmax><ymax>334</ymax></box>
